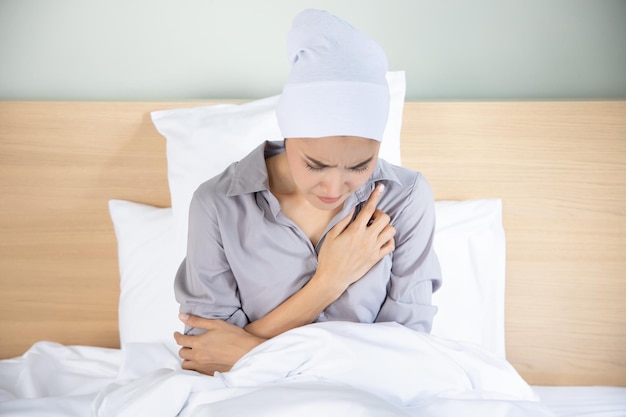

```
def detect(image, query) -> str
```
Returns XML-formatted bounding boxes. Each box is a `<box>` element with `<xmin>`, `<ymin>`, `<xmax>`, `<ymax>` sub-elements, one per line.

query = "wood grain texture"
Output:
<box><xmin>0</xmin><ymin>102</ymin><xmax>175</xmax><ymax>354</ymax></box>
<box><xmin>400</xmin><ymin>101</ymin><xmax>626</xmax><ymax>386</ymax></box>
<box><xmin>0</xmin><ymin>100</ymin><xmax>624</xmax><ymax>386</ymax></box>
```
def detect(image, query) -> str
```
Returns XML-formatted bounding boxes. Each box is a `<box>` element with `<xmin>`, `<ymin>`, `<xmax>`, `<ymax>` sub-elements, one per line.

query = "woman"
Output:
<box><xmin>174</xmin><ymin>9</ymin><xmax>442</xmax><ymax>375</ymax></box>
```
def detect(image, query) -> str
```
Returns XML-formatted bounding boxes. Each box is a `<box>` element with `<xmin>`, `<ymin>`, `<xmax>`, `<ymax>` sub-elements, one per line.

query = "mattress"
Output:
<box><xmin>533</xmin><ymin>386</ymin><xmax>626</xmax><ymax>417</ymax></box>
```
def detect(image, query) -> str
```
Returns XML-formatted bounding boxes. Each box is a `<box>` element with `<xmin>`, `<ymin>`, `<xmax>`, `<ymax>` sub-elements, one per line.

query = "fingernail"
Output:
<box><xmin>179</xmin><ymin>313</ymin><xmax>190</xmax><ymax>322</ymax></box>
<box><xmin>377</xmin><ymin>184</ymin><xmax>385</xmax><ymax>193</ymax></box>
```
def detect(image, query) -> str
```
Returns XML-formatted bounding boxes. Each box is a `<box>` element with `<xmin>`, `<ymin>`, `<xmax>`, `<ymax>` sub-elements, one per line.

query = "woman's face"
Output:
<box><xmin>285</xmin><ymin>136</ymin><xmax>380</xmax><ymax>211</ymax></box>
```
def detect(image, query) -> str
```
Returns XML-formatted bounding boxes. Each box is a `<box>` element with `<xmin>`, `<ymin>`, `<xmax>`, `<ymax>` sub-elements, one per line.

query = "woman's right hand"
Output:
<box><xmin>314</xmin><ymin>184</ymin><xmax>396</xmax><ymax>294</ymax></box>
<box><xmin>243</xmin><ymin>184</ymin><xmax>395</xmax><ymax>340</ymax></box>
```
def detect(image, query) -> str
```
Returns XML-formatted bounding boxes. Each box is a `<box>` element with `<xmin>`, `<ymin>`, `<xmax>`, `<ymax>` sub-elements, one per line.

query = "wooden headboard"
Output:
<box><xmin>1</xmin><ymin>101</ymin><xmax>624</xmax><ymax>386</ymax></box>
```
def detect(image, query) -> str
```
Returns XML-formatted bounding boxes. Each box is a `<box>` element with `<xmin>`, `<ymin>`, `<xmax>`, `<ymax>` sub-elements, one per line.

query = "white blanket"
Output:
<box><xmin>0</xmin><ymin>322</ymin><xmax>557</xmax><ymax>416</ymax></box>
<box><xmin>0</xmin><ymin>343</ymin><xmax>120</xmax><ymax>417</ymax></box>
<box><xmin>89</xmin><ymin>322</ymin><xmax>555</xmax><ymax>417</ymax></box>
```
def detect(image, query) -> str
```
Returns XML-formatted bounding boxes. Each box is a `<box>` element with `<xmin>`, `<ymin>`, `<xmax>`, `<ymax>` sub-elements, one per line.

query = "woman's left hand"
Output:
<box><xmin>173</xmin><ymin>313</ymin><xmax>266</xmax><ymax>376</ymax></box>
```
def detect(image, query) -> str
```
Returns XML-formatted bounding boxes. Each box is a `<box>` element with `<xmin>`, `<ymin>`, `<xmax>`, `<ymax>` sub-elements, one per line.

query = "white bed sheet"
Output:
<box><xmin>1</xmin><ymin>324</ymin><xmax>625</xmax><ymax>417</ymax></box>
<box><xmin>533</xmin><ymin>386</ymin><xmax>626</xmax><ymax>417</ymax></box>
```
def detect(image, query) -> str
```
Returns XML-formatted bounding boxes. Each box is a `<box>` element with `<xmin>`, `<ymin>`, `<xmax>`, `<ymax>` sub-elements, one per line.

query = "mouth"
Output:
<box><xmin>318</xmin><ymin>196</ymin><xmax>342</xmax><ymax>204</ymax></box>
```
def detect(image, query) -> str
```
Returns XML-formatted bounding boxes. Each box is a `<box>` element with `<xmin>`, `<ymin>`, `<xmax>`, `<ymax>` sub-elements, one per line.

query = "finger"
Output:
<box><xmin>377</xmin><ymin>224</ymin><xmax>396</xmax><ymax>247</ymax></box>
<box><xmin>179</xmin><ymin>313</ymin><xmax>218</xmax><ymax>331</ymax></box>
<box><xmin>181</xmin><ymin>359</ymin><xmax>197</xmax><ymax>371</ymax></box>
<box><xmin>379</xmin><ymin>236</ymin><xmax>395</xmax><ymax>257</ymax></box>
<box><xmin>178</xmin><ymin>346</ymin><xmax>193</xmax><ymax>360</ymax></box>
<box><xmin>367</xmin><ymin>209</ymin><xmax>391</xmax><ymax>231</ymax></box>
<box><xmin>174</xmin><ymin>331</ymin><xmax>194</xmax><ymax>348</ymax></box>
<box><xmin>181</xmin><ymin>360</ymin><xmax>227</xmax><ymax>376</ymax></box>
<box><xmin>356</xmin><ymin>184</ymin><xmax>385</xmax><ymax>227</ymax></box>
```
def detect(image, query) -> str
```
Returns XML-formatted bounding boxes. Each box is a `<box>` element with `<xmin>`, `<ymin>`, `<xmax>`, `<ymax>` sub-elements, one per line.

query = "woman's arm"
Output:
<box><xmin>375</xmin><ymin>174</ymin><xmax>441</xmax><ymax>332</ymax></box>
<box><xmin>175</xmin><ymin>182</ymin><xmax>249</xmax><ymax>333</ymax></box>
<box><xmin>243</xmin><ymin>183</ymin><xmax>394</xmax><ymax>338</ymax></box>
<box><xmin>174</xmin><ymin>185</ymin><xmax>395</xmax><ymax>374</ymax></box>
<box><xmin>174</xmin><ymin>314</ymin><xmax>266</xmax><ymax>375</ymax></box>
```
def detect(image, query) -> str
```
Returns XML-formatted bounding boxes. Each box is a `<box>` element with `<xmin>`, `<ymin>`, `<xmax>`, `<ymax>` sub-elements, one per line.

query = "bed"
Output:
<box><xmin>1</xmin><ymin>73</ymin><xmax>625</xmax><ymax>416</ymax></box>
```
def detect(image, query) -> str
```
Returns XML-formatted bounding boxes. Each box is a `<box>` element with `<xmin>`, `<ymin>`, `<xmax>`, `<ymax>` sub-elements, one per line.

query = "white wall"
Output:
<box><xmin>1</xmin><ymin>0</ymin><xmax>624</xmax><ymax>100</ymax></box>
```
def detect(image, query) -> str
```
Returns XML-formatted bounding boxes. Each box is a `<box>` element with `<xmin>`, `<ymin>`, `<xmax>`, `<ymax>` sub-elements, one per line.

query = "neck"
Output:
<box><xmin>266</xmin><ymin>151</ymin><xmax>297</xmax><ymax>197</ymax></box>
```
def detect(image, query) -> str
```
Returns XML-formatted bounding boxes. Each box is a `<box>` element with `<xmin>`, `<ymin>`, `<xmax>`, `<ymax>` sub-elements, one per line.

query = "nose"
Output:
<box><xmin>321</xmin><ymin>170</ymin><xmax>346</xmax><ymax>197</ymax></box>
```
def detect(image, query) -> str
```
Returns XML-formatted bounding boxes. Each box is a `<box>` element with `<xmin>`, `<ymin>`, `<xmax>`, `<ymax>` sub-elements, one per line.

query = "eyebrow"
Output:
<box><xmin>305</xmin><ymin>155</ymin><xmax>374</xmax><ymax>170</ymax></box>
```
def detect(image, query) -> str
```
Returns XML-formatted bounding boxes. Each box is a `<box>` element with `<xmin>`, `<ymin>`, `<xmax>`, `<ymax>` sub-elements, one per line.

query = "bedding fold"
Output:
<box><xmin>0</xmin><ymin>342</ymin><xmax>121</xmax><ymax>417</ymax></box>
<box><xmin>90</xmin><ymin>321</ymin><xmax>556</xmax><ymax>417</ymax></box>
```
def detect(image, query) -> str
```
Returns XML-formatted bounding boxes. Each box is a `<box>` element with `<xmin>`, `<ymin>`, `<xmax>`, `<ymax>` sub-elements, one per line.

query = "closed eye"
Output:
<box><xmin>304</xmin><ymin>156</ymin><xmax>374</xmax><ymax>173</ymax></box>
<box><xmin>350</xmin><ymin>165</ymin><xmax>369</xmax><ymax>174</ymax></box>
<box><xmin>305</xmin><ymin>163</ymin><xmax>325</xmax><ymax>172</ymax></box>
<box><xmin>347</xmin><ymin>157</ymin><xmax>373</xmax><ymax>174</ymax></box>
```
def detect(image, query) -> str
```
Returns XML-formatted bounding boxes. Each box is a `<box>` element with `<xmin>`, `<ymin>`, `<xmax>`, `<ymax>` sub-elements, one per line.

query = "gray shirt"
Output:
<box><xmin>175</xmin><ymin>141</ymin><xmax>442</xmax><ymax>334</ymax></box>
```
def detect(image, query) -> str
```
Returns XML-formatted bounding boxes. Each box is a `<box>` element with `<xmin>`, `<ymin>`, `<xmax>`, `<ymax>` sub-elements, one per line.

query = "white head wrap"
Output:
<box><xmin>275</xmin><ymin>9</ymin><xmax>390</xmax><ymax>142</ymax></box>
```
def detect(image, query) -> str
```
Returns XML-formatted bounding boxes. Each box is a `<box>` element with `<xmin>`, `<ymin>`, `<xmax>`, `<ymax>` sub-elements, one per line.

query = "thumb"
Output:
<box><xmin>179</xmin><ymin>312</ymin><xmax>214</xmax><ymax>330</ymax></box>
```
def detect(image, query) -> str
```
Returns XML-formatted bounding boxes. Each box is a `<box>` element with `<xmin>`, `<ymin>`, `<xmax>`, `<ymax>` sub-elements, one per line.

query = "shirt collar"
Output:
<box><xmin>226</xmin><ymin>141</ymin><xmax>273</xmax><ymax>197</ymax></box>
<box><xmin>227</xmin><ymin>140</ymin><xmax>402</xmax><ymax>197</ymax></box>
<box><xmin>352</xmin><ymin>153</ymin><xmax>401</xmax><ymax>202</ymax></box>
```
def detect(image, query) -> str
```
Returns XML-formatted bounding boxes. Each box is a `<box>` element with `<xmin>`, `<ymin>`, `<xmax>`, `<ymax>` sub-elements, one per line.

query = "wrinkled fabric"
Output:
<box><xmin>175</xmin><ymin>141</ymin><xmax>442</xmax><ymax>335</ymax></box>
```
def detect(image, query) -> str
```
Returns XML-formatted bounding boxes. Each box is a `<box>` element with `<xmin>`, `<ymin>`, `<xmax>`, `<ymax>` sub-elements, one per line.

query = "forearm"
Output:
<box><xmin>244</xmin><ymin>272</ymin><xmax>344</xmax><ymax>339</ymax></box>
<box><xmin>244</xmin><ymin>184</ymin><xmax>392</xmax><ymax>339</ymax></box>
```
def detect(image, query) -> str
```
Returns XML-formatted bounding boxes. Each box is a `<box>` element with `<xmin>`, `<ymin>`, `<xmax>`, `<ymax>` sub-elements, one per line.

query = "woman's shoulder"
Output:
<box><xmin>192</xmin><ymin>162</ymin><xmax>239</xmax><ymax>203</ymax></box>
<box><xmin>194</xmin><ymin>140</ymin><xmax>270</xmax><ymax>199</ymax></box>
<box><xmin>375</xmin><ymin>160</ymin><xmax>436</xmax><ymax>233</ymax></box>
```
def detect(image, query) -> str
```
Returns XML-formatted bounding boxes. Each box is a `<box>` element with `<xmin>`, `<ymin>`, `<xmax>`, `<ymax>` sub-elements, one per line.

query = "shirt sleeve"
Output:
<box><xmin>174</xmin><ymin>186</ymin><xmax>249</xmax><ymax>334</ymax></box>
<box><xmin>375</xmin><ymin>174</ymin><xmax>442</xmax><ymax>332</ymax></box>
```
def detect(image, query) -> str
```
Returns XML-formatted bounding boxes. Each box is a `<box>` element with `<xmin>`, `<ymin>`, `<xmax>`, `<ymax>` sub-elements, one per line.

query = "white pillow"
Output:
<box><xmin>151</xmin><ymin>71</ymin><xmax>406</xmax><ymax>256</ymax></box>
<box><xmin>108</xmin><ymin>200</ymin><xmax>182</xmax><ymax>354</ymax></box>
<box><xmin>431</xmin><ymin>199</ymin><xmax>506</xmax><ymax>358</ymax></box>
<box><xmin>108</xmin><ymin>198</ymin><xmax>506</xmax><ymax>358</ymax></box>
